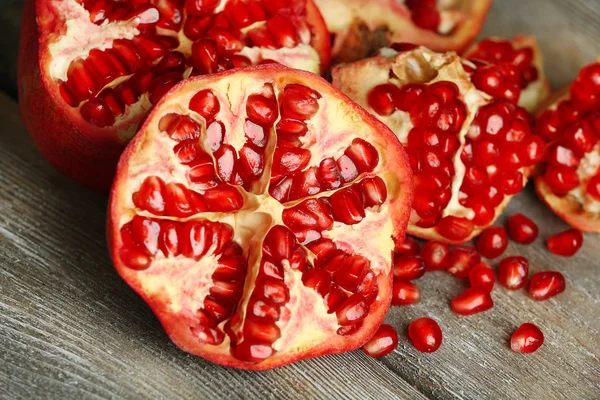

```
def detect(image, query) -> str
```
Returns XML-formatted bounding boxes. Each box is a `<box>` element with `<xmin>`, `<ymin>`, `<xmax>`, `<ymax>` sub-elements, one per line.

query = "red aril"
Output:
<box><xmin>451</xmin><ymin>288</ymin><xmax>493</xmax><ymax>315</ymax></box>
<box><xmin>507</xmin><ymin>213</ymin><xmax>538</xmax><ymax>244</ymax></box>
<box><xmin>19</xmin><ymin>0</ymin><xmax>331</xmax><ymax>191</ymax></box>
<box><xmin>476</xmin><ymin>226</ymin><xmax>508</xmax><ymax>259</ymax></box>
<box><xmin>391</xmin><ymin>281</ymin><xmax>421</xmax><ymax>306</ymax></box>
<box><xmin>546</xmin><ymin>229</ymin><xmax>583</xmax><ymax>256</ymax></box>
<box><xmin>394</xmin><ymin>236</ymin><xmax>421</xmax><ymax>257</ymax></box>
<box><xmin>445</xmin><ymin>246</ymin><xmax>481</xmax><ymax>278</ymax></box>
<box><xmin>529</xmin><ymin>271</ymin><xmax>566</xmax><ymax>301</ymax></box>
<box><xmin>468</xmin><ymin>262</ymin><xmax>495</xmax><ymax>292</ymax></box>
<box><xmin>107</xmin><ymin>66</ymin><xmax>413</xmax><ymax>370</ymax></box>
<box><xmin>408</xmin><ymin>317</ymin><xmax>442</xmax><ymax>353</ymax></box>
<box><xmin>363</xmin><ymin>324</ymin><xmax>398</xmax><ymax>358</ymax></box>
<box><xmin>420</xmin><ymin>241</ymin><xmax>450</xmax><ymax>271</ymax></box>
<box><xmin>498</xmin><ymin>256</ymin><xmax>529</xmax><ymax>290</ymax></box>
<box><xmin>393</xmin><ymin>256</ymin><xmax>426</xmax><ymax>281</ymax></box>
<box><xmin>511</xmin><ymin>323</ymin><xmax>544</xmax><ymax>353</ymax></box>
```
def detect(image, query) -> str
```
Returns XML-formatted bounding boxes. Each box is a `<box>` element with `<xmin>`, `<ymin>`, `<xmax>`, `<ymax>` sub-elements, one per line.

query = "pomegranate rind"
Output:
<box><xmin>315</xmin><ymin>0</ymin><xmax>492</xmax><ymax>65</ymax></box>
<box><xmin>108</xmin><ymin>65</ymin><xmax>412</xmax><ymax>369</ymax></box>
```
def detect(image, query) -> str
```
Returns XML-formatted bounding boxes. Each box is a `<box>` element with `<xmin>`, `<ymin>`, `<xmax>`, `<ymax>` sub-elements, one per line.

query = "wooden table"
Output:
<box><xmin>1</xmin><ymin>0</ymin><xmax>599</xmax><ymax>398</ymax></box>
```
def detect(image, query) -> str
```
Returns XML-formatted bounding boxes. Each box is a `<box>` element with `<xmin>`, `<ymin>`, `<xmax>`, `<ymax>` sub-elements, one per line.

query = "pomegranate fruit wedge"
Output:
<box><xmin>107</xmin><ymin>65</ymin><xmax>413</xmax><ymax>369</ymax></box>
<box><xmin>463</xmin><ymin>35</ymin><xmax>551</xmax><ymax>112</ymax></box>
<box><xmin>18</xmin><ymin>0</ymin><xmax>331</xmax><ymax>191</ymax></box>
<box><xmin>314</xmin><ymin>0</ymin><xmax>491</xmax><ymax>64</ymax></box>
<box><xmin>332</xmin><ymin>45</ymin><xmax>545</xmax><ymax>243</ymax></box>
<box><xmin>535</xmin><ymin>61</ymin><xmax>600</xmax><ymax>232</ymax></box>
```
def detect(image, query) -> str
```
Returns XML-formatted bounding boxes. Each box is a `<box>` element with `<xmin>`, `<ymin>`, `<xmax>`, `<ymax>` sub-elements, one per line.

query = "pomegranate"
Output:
<box><xmin>468</xmin><ymin>262</ymin><xmax>494</xmax><ymax>292</ymax></box>
<box><xmin>507</xmin><ymin>213</ymin><xmax>538</xmax><ymax>244</ymax></box>
<box><xmin>363</xmin><ymin>324</ymin><xmax>398</xmax><ymax>358</ymax></box>
<box><xmin>408</xmin><ymin>317</ymin><xmax>442</xmax><ymax>353</ymax></box>
<box><xmin>529</xmin><ymin>271</ymin><xmax>566</xmax><ymax>301</ymax></box>
<box><xmin>534</xmin><ymin>61</ymin><xmax>600</xmax><ymax>232</ymax></box>
<box><xmin>107</xmin><ymin>65</ymin><xmax>413</xmax><ymax>369</ymax></box>
<box><xmin>314</xmin><ymin>0</ymin><xmax>491</xmax><ymax>64</ymax></box>
<box><xmin>511</xmin><ymin>323</ymin><xmax>544</xmax><ymax>353</ymax></box>
<box><xmin>332</xmin><ymin>46</ymin><xmax>545</xmax><ymax>243</ymax></box>
<box><xmin>476</xmin><ymin>226</ymin><xmax>508</xmax><ymax>259</ymax></box>
<box><xmin>498</xmin><ymin>256</ymin><xmax>529</xmax><ymax>290</ymax></box>
<box><xmin>463</xmin><ymin>36</ymin><xmax>550</xmax><ymax>112</ymax></box>
<box><xmin>18</xmin><ymin>0</ymin><xmax>331</xmax><ymax>191</ymax></box>
<box><xmin>546</xmin><ymin>229</ymin><xmax>583</xmax><ymax>257</ymax></box>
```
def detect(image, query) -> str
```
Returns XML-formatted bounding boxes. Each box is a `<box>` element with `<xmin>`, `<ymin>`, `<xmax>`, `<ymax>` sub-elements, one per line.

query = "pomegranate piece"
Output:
<box><xmin>546</xmin><ymin>229</ymin><xmax>584</xmax><ymax>257</ymax></box>
<box><xmin>108</xmin><ymin>66</ymin><xmax>414</xmax><ymax>370</ymax></box>
<box><xmin>529</xmin><ymin>271</ymin><xmax>566</xmax><ymax>301</ymax></box>
<box><xmin>408</xmin><ymin>317</ymin><xmax>442</xmax><ymax>353</ymax></box>
<box><xmin>476</xmin><ymin>227</ymin><xmax>508</xmax><ymax>259</ymax></box>
<box><xmin>511</xmin><ymin>323</ymin><xmax>544</xmax><ymax>353</ymax></box>
<box><xmin>363</xmin><ymin>324</ymin><xmax>398</xmax><ymax>358</ymax></box>
<box><xmin>507</xmin><ymin>214</ymin><xmax>538</xmax><ymax>244</ymax></box>
<box><xmin>314</xmin><ymin>0</ymin><xmax>492</xmax><ymax>64</ymax></box>
<box><xmin>445</xmin><ymin>246</ymin><xmax>481</xmax><ymax>279</ymax></box>
<box><xmin>451</xmin><ymin>288</ymin><xmax>493</xmax><ymax>316</ymax></box>
<box><xmin>19</xmin><ymin>0</ymin><xmax>332</xmax><ymax>191</ymax></box>
<box><xmin>468</xmin><ymin>262</ymin><xmax>495</xmax><ymax>292</ymax></box>
<box><xmin>420</xmin><ymin>241</ymin><xmax>450</xmax><ymax>271</ymax></box>
<box><xmin>391</xmin><ymin>281</ymin><xmax>421</xmax><ymax>306</ymax></box>
<box><xmin>332</xmin><ymin>46</ymin><xmax>544</xmax><ymax>244</ymax></box>
<box><xmin>498</xmin><ymin>256</ymin><xmax>529</xmax><ymax>290</ymax></box>
<box><xmin>393</xmin><ymin>255</ymin><xmax>426</xmax><ymax>281</ymax></box>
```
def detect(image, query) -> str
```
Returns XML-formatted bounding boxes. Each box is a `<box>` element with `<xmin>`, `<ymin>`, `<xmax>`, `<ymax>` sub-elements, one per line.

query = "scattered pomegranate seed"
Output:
<box><xmin>391</xmin><ymin>281</ymin><xmax>422</xmax><ymax>305</ymax></box>
<box><xmin>394</xmin><ymin>236</ymin><xmax>420</xmax><ymax>257</ymax></box>
<box><xmin>546</xmin><ymin>229</ymin><xmax>583</xmax><ymax>256</ymax></box>
<box><xmin>476</xmin><ymin>226</ymin><xmax>508</xmax><ymax>259</ymax></box>
<box><xmin>393</xmin><ymin>255</ymin><xmax>426</xmax><ymax>281</ymax></box>
<box><xmin>408</xmin><ymin>317</ymin><xmax>443</xmax><ymax>353</ymax></box>
<box><xmin>446</xmin><ymin>246</ymin><xmax>481</xmax><ymax>278</ymax></box>
<box><xmin>529</xmin><ymin>271</ymin><xmax>566</xmax><ymax>301</ymax></box>
<box><xmin>420</xmin><ymin>241</ymin><xmax>450</xmax><ymax>271</ymax></box>
<box><xmin>511</xmin><ymin>323</ymin><xmax>544</xmax><ymax>353</ymax></box>
<box><xmin>451</xmin><ymin>288</ymin><xmax>493</xmax><ymax>315</ymax></box>
<box><xmin>507</xmin><ymin>213</ymin><xmax>538</xmax><ymax>244</ymax></box>
<box><xmin>363</xmin><ymin>324</ymin><xmax>398</xmax><ymax>358</ymax></box>
<box><xmin>498</xmin><ymin>256</ymin><xmax>529</xmax><ymax>290</ymax></box>
<box><xmin>468</xmin><ymin>262</ymin><xmax>495</xmax><ymax>292</ymax></box>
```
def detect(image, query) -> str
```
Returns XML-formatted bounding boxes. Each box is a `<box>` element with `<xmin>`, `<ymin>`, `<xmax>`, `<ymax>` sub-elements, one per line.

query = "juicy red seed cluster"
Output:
<box><xmin>405</xmin><ymin>0</ymin><xmax>441</xmax><ymax>32</ymax></box>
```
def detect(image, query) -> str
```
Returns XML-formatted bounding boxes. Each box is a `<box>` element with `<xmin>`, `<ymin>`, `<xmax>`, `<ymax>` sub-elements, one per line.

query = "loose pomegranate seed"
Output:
<box><xmin>391</xmin><ymin>281</ymin><xmax>421</xmax><ymax>305</ymax></box>
<box><xmin>451</xmin><ymin>288</ymin><xmax>493</xmax><ymax>315</ymax></box>
<box><xmin>408</xmin><ymin>317</ymin><xmax>442</xmax><ymax>353</ymax></box>
<box><xmin>445</xmin><ymin>246</ymin><xmax>481</xmax><ymax>278</ymax></box>
<box><xmin>546</xmin><ymin>229</ymin><xmax>583</xmax><ymax>257</ymax></box>
<box><xmin>468</xmin><ymin>262</ymin><xmax>495</xmax><ymax>292</ymax></box>
<box><xmin>394</xmin><ymin>236</ymin><xmax>420</xmax><ymax>257</ymax></box>
<box><xmin>511</xmin><ymin>323</ymin><xmax>544</xmax><ymax>353</ymax></box>
<box><xmin>529</xmin><ymin>271</ymin><xmax>566</xmax><ymax>301</ymax></box>
<box><xmin>420</xmin><ymin>241</ymin><xmax>450</xmax><ymax>271</ymax></box>
<box><xmin>476</xmin><ymin>226</ymin><xmax>508</xmax><ymax>259</ymax></box>
<box><xmin>507</xmin><ymin>213</ymin><xmax>538</xmax><ymax>244</ymax></box>
<box><xmin>498</xmin><ymin>256</ymin><xmax>529</xmax><ymax>290</ymax></box>
<box><xmin>393</xmin><ymin>255</ymin><xmax>426</xmax><ymax>281</ymax></box>
<box><xmin>363</xmin><ymin>324</ymin><xmax>398</xmax><ymax>358</ymax></box>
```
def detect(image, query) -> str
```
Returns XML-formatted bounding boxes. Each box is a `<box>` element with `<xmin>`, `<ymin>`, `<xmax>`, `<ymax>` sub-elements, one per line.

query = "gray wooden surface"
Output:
<box><xmin>2</xmin><ymin>0</ymin><xmax>600</xmax><ymax>399</ymax></box>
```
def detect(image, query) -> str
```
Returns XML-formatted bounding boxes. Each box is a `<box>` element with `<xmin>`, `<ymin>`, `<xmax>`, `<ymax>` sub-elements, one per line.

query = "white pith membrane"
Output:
<box><xmin>43</xmin><ymin>0</ymin><xmax>321</xmax><ymax>142</ymax></box>
<box><xmin>111</xmin><ymin>71</ymin><xmax>404</xmax><ymax>365</ymax></box>
<box><xmin>332</xmin><ymin>46</ymin><xmax>536</xmax><ymax>241</ymax></box>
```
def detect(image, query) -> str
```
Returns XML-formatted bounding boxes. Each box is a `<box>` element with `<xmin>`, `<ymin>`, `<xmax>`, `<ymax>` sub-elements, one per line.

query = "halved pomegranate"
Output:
<box><xmin>314</xmin><ymin>0</ymin><xmax>491</xmax><ymax>64</ymax></box>
<box><xmin>107</xmin><ymin>66</ymin><xmax>413</xmax><ymax>369</ymax></box>
<box><xmin>534</xmin><ymin>61</ymin><xmax>600</xmax><ymax>232</ymax></box>
<box><xmin>332</xmin><ymin>45</ymin><xmax>545</xmax><ymax>243</ymax></box>
<box><xmin>463</xmin><ymin>36</ymin><xmax>550</xmax><ymax>112</ymax></box>
<box><xmin>18</xmin><ymin>0</ymin><xmax>331</xmax><ymax>191</ymax></box>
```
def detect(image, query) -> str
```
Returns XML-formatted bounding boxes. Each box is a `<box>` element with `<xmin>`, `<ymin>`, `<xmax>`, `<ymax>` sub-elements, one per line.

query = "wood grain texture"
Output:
<box><xmin>1</xmin><ymin>0</ymin><xmax>600</xmax><ymax>398</ymax></box>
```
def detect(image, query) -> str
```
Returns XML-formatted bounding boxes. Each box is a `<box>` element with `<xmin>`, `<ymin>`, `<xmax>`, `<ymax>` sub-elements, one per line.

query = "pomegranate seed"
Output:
<box><xmin>363</xmin><ymin>324</ymin><xmax>398</xmax><ymax>358</ymax></box>
<box><xmin>336</xmin><ymin>294</ymin><xmax>369</xmax><ymax>326</ymax></box>
<box><xmin>498</xmin><ymin>256</ymin><xmax>529</xmax><ymax>290</ymax></box>
<box><xmin>446</xmin><ymin>246</ymin><xmax>481</xmax><ymax>279</ymax></box>
<box><xmin>394</xmin><ymin>236</ymin><xmax>420</xmax><ymax>257</ymax></box>
<box><xmin>546</xmin><ymin>229</ymin><xmax>583</xmax><ymax>257</ymax></box>
<box><xmin>511</xmin><ymin>323</ymin><xmax>544</xmax><ymax>353</ymax></box>
<box><xmin>408</xmin><ymin>317</ymin><xmax>442</xmax><ymax>353</ymax></box>
<box><xmin>391</xmin><ymin>281</ymin><xmax>421</xmax><ymax>305</ymax></box>
<box><xmin>529</xmin><ymin>271</ymin><xmax>566</xmax><ymax>301</ymax></box>
<box><xmin>507</xmin><ymin>214</ymin><xmax>538</xmax><ymax>244</ymax></box>
<box><xmin>393</xmin><ymin>255</ymin><xmax>426</xmax><ymax>281</ymax></box>
<box><xmin>368</xmin><ymin>84</ymin><xmax>399</xmax><ymax>116</ymax></box>
<box><xmin>420</xmin><ymin>241</ymin><xmax>450</xmax><ymax>271</ymax></box>
<box><xmin>586</xmin><ymin>174</ymin><xmax>600</xmax><ymax>200</ymax></box>
<box><xmin>80</xmin><ymin>98</ymin><xmax>115</xmax><ymax>127</ymax></box>
<box><xmin>476</xmin><ymin>226</ymin><xmax>508</xmax><ymax>259</ymax></box>
<box><xmin>189</xmin><ymin>89</ymin><xmax>220</xmax><ymax>121</ymax></box>
<box><xmin>409</xmin><ymin>4</ymin><xmax>441</xmax><ymax>32</ymax></box>
<box><xmin>436</xmin><ymin>216</ymin><xmax>475</xmax><ymax>242</ymax></box>
<box><xmin>468</xmin><ymin>262</ymin><xmax>495</xmax><ymax>292</ymax></box>
<box><xmin>246</xmin><ymin>94</ymin><xmax>278</xmax><ymax>126</ymax></box>
<box><xmin>395</xmin><ymin>83</ymin><xmax>426</xmax><ymax>112</ymax></box>
<box><xmin>451</xmin><ymin>288</ymin><xmax>493</xmax><ymax>315</ymax></box>
<box><xmin>544</xmin><ymin>165</ymin><xmax>580</xmax><ymax>195</ymax></box>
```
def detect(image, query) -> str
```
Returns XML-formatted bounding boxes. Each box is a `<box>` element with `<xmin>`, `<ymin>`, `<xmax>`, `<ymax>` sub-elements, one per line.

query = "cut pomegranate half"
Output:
<box><xmin>463</xmin><ymin>36</ymin><xmax>551</xmax><ymax>112</ymax></box>
<box><xmin>107</xmin><ymin>65</ymin><xmax>413</xmax><ymax>369</ymax></box>
<box><xmin>314</xmin><ymin>0</ymin><xmax>491</xmax><ymax>64</ymax></box>
<box><xmin>534</xmin><ymin>61</ymin><xmax>600</xmax><ymax>232</ymax></box>
<box><xmin>19</xmin><ymin>0</ymin><xmax>331</xmax><ymax>191</ymax></box>
<box><xmin>332</xmin><ymin>45</ymin><xmax>545</xmax><ymax>243</ymax></box>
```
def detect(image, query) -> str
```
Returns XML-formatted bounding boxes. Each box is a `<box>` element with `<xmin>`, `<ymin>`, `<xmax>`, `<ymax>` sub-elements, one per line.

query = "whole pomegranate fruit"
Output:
<box><xmin>314</xmin><ymin>0</ymin><xmax>492</xmax><ymax>64</ymax></box>
<box><xmin>332</xmin><ymin>45</ymin><xmax>545</xmax><ymax>243</ymax></box>
<box><xmin>107</xmin><ymin>65</ymin><xmax>414</xmax><ymax>369</ymax></box>
<box><xmin>18</xmin><ymin>0</ymin><xmax>331</xmax><ymax>191</ymax></box>
<box><xmin>535</xmin><ymin>61</ymin><xmax>600</xmax><ymax>232</ymax></box>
